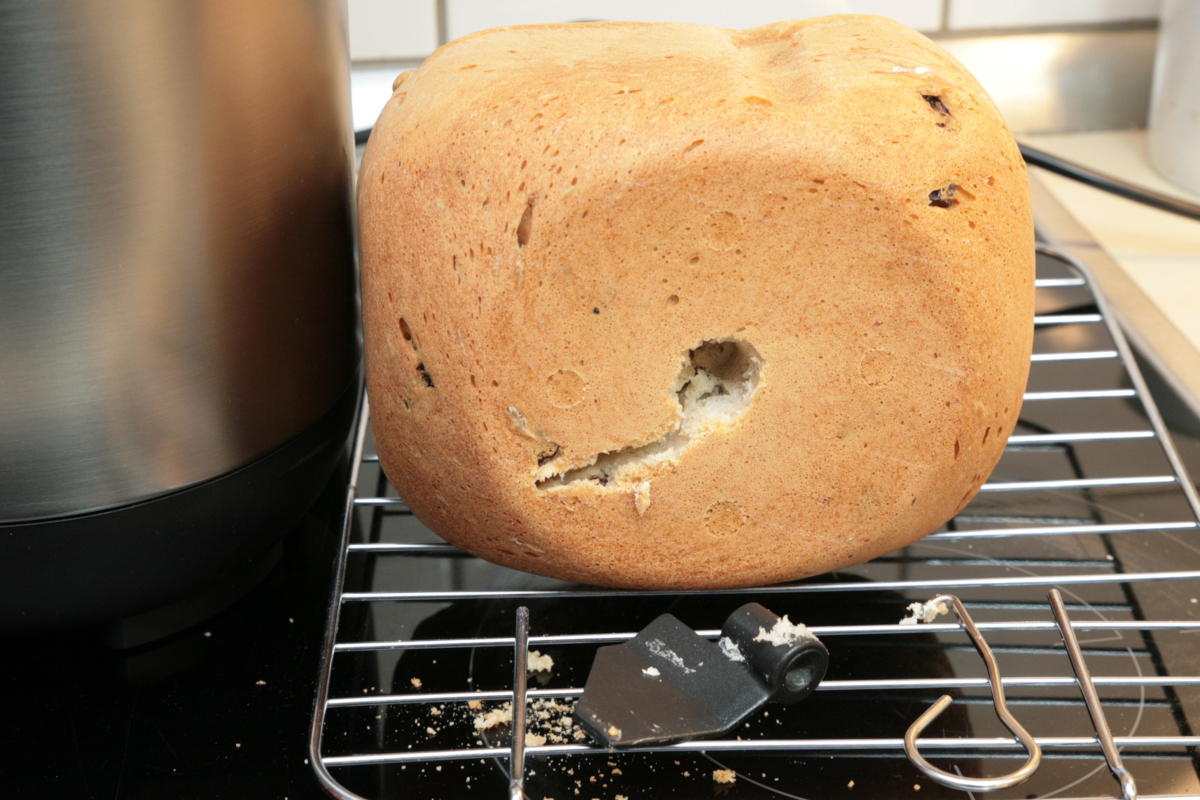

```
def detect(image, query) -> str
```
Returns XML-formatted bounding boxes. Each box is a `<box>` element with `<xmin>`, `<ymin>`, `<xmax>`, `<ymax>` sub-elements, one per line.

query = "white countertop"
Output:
<box><xmin>1022</xmin><ymin>129</ymin><xmax>1200</xmax><ymax>354</ymax></box>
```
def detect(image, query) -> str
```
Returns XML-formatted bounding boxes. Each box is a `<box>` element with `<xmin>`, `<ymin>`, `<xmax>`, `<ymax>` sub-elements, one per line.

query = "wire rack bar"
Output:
<box><xmin>1020</xmin><ymin>390</ymin><xmax>1138</xmax><ymax>402</ymax></box>
<box><xmin>1006</xmin><ymin>430</ymin><xmax>1154</xmax><ymax>443</ymax></box>
<box><xmin>978</xmin><ymin>476</ymin><xmax>1176</xmax><ymax>491</ymax></box>
<box><xmin>354</xmin><ymin>497</ymin><xmax>410</xmax><ymax>508</ymax></box>
<box><xmin>322</xmin><ymin>736</ymin><xmax>1200</xmax><ymax>769</ymax></box>
<box><xmin>330</xmin><ymin>619</ymin><xmax>1200</xmax><ymax>655</ymax></box>
<box><xmin>1034</xmin><ymin>314</ymin><xmax>1104</xmax><ymax>325</ymax></box>
<box><xmin>1031</xmin><ymin>351</ymin><xmax>1119</xmax><ymax>362</ymax></box>
<box><xmin>341</xmin><ymin>569</ymin><xmax>1200</xmax><ymax>603</ymax></box>
<box><xmin>325</xmin><ymin>674</ymin><xmax>1200</xmax><ymax>712</ymax></box>
<box><xmin>1035</xmin><ymin>277</ymin><xmax>1087</xmax><ymax>287</ymax></box>
<box><xmin>928</xmin><ymin>521</ymin><xmax>1197</xmax><ymax>540</ymax></box>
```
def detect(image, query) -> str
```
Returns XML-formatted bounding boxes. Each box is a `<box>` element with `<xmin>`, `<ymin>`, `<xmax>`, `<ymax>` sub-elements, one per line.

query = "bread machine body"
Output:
<box><xmin>0</xmin><ymin>0</ymin><xmax>358</xmax><ymax>630</ymax></box>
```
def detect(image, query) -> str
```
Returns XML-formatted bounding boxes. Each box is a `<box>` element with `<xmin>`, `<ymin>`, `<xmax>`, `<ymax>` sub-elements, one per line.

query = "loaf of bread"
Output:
<box><xmin>359</xmin><ymin>15</ymin><xmax>1034</xmax><ymax>589</ymax></box>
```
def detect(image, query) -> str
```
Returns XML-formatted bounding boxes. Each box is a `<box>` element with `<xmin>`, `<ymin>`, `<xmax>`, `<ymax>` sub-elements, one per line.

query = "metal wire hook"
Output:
<box><xmin>903</xmin><ymin>594</ymin><xmax>1042</xmax><ymax>792</ymax></box>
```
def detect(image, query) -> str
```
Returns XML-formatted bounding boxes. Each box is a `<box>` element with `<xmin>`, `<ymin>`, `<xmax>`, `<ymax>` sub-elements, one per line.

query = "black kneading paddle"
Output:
<box><xmin>574</xmin><ymin>602</ymin><xmax>828</xmax><ymax>748</ymax></box>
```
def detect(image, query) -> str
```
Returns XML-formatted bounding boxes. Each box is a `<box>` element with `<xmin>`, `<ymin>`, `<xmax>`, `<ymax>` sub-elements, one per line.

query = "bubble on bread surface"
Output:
<box><xmin>705</xmin><ymin>500</ymin><xmax>747</xmax><ymax>536</ymax></box>
<box><xmin>535</xmin><ymin>339</ymin><xmax>761</xmax><ymax>491</ymax></box>
<box><xmin>859</xmin><ymin>349</ymin><xmax>896</xmax><ymax>387</ymax></box>
<box><xmin>703</xmin><ymin>211</ymin><xmax>743</xmax><ymax>250</ymax></box>
<box><xmin>546</xmin><ymin>368</ymin><xmax>586</xmax><ymax>408</ymax></box>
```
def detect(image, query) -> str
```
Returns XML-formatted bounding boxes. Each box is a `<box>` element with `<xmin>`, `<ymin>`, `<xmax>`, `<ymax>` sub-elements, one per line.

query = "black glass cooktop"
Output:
<box><xmin>0</xmin><ymin>458</ymin><xmax>350</xmax><ymax>800</ymax></box>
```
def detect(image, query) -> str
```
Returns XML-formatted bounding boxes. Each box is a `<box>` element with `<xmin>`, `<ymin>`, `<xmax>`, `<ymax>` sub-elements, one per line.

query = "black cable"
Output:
<box><xmin>1020</xmin><ymin>142</ymin><xmax>1200</xmax><ymax>222</ymax></box>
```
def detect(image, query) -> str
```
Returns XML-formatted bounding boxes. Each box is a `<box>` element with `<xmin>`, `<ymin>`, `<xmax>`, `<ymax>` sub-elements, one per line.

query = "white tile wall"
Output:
<box><xmin>348</xmin><ymin>0</ymin><xmax>439</xmax><ymax>61</ymax></box>
<box><xmin>444</xmin><ymin>0</ymin><xmax>942</xmax><ymax>41</ymax></box>
<box><xmin>346</xmin><ymin>0</ymin><xmax>1164</xmax><ymax>63</ymax></box>
<box><xmin>948</xmin><ymin>0</ymin><xmax>1161</xmax><ymax>30</ymax></box>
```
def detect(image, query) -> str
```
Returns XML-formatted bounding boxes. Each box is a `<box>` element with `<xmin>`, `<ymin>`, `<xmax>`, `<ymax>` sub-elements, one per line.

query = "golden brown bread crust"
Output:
<box><xmin>359</xmin><ymin>15</ymin><xmax>1034</xmax><ymax>589</ymax></box>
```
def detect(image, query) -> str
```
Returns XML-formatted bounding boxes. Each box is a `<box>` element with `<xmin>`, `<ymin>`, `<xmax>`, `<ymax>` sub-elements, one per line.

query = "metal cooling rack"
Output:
<box><xmin>310</xmin><ymin>244</ymin><xmax>1200</xmax><ymax>800</ymax></box>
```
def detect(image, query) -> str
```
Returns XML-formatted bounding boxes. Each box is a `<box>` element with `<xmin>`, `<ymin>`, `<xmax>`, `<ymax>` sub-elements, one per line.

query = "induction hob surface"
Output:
<box><xmin>0</xmin><ymin>461</ymin><xmax>349</xmax><ymax>800</ymax></box>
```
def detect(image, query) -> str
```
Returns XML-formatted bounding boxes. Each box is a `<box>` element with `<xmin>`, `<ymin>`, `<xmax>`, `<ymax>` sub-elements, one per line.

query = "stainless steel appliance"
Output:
<box><xmin>0</xmin><ymin>0</ymin><xmax>358</xmax><ymax>631</ymax></box>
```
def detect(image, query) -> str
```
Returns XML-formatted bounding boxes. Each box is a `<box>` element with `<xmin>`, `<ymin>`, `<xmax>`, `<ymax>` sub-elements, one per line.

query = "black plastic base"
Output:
<box><xmin>0</xmin><ymin>376</ymin><xmax>359</xmax><ymax>632</ymax></box>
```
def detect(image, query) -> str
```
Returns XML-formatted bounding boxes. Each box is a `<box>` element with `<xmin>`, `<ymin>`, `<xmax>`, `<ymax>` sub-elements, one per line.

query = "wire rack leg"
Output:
<box><xmin>1049</xmin><ymin>588</ymin><xmax>1139</xmax><ymax>800</ymax></box>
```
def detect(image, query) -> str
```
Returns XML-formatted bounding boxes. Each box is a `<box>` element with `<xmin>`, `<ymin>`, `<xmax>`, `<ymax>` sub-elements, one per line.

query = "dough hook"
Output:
<box><xmin>903</xmin><ymin>594</ymin><xmax>1042</xmax><ymax>792</ymax></box>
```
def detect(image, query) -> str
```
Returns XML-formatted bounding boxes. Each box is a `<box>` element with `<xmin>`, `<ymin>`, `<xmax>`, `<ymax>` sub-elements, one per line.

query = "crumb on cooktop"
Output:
<box><xmin>528</xmin><ymin>650</ymin><xmax>555</xmax><ymax>672</ymax></box>
<box><xmin>474</xmin><ymin>703</ymin><xmax>513</xmax><ymax>731</ymax></box>
<box><xmin>410</xmin><ymin>677</ymin><xmax>423</xmax><ymax>688</ymax></box>
<box><xmin>713</xmin><ymin>769</ymin><xmax>737</xmax><ymax>784</ymax></box>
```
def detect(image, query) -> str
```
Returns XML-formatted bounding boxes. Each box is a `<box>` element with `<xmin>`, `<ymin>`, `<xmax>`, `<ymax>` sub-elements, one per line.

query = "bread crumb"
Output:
<box><xmin>468</xmin><ymin>699</ymin><xmax>483</xmax><ymax>709</ymax></box>
<box><xmin>607</xmin><ymin>725</ymin><xmax>622</xmax><ymax>740</ymax></box>
<box><xmin>713</xmin><ymin>769</ymin><xmax>737</xmax><ymax>784</ymax></box>
<box><xmin>255</xmin><ymin>680</ymin><xmax>266</xmax><ymax>686</ymax></box>
<box><xmin>426</xmin><ymin>727</ymin><xmax>437</xmax><ymax>737</ymax></box>
<box><xmin>914</xmin><ymin>784</ymin><xmax>921</xmax><ymax>791</ymax></box>
<box><xmin>718</xmin><ymin>636</ymin><xmax>746</xmax><ymax>662</ymax></box>
<box><xmin>642</xmin><ymin>666</ymin><xmax>660</xmax><ymax>677</ymax></box>
<box><xmin>474</xmin><ymin>703</ymin><xmax>513</xmax><ymax>730</ymax></box>
<box><xmin>410</xmin><ymin>677</ymin><xmax>423</xmax><ymax>688</ymax></box>
<box><xmin>429</xmin><ymin>707</ymin><xmax>441</xmax><ymax>716</ymax></box>
<box><xmin>900</xmin><ymin>599</ymin><xmax>950</xmax><ymax>625</ymax></box>
<box><xmin>633</xmin><ymin>481</ymin><xmax>651</xmax><ymax>515</ymax></box>
<box><xmin>616</xmin><ymin>796</ymin><xmax>628</xmax><ymax>800</ymax></box>
<box><xmin>528</xmin><ymin>650</ymin><xmax>555</xmax><ymax>672</ymax></box>
<box><xmin>753</xmin><ymin>615</ymin><xmax>814</xmax><ymax>646</ymax></box>
<box><xmin>848</xmin><ymin>780</ymin><xmax>855</xmax><ymax>788</ymax></box>
<box><xmin>525</xmin><ymin>732</ymin><xmax>547</xmax><ymax>747</ymax></box>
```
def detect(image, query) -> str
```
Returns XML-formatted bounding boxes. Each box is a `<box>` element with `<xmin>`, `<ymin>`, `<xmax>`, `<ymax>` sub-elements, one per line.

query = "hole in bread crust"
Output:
<box><xmin>416</xmin><ymin>362</ymin><xmax>435</xmax><ymax>388</ymax></box>
<box><xmin>516</xmin><ymin>199</ymin><xmax>534</xmax><ymax>247</ymax></box>
<box><xmin>535</xmin><ymin>339</ymin><xmax>761</xmax><ymax>490</ymax></box>
<box><xmin>705</xmin><ymin>500</ymin><xmax>747</xmax><ymax>536</ymax></box>
<box><xmin>928</xmin><ymin>184</ymin><xmax>959</xmax><ymax>208</ymax></box>
<box><xmin>922</xmin><ymin>94</ymin><xmax>951</xmax><ymax>116</ymax></box>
